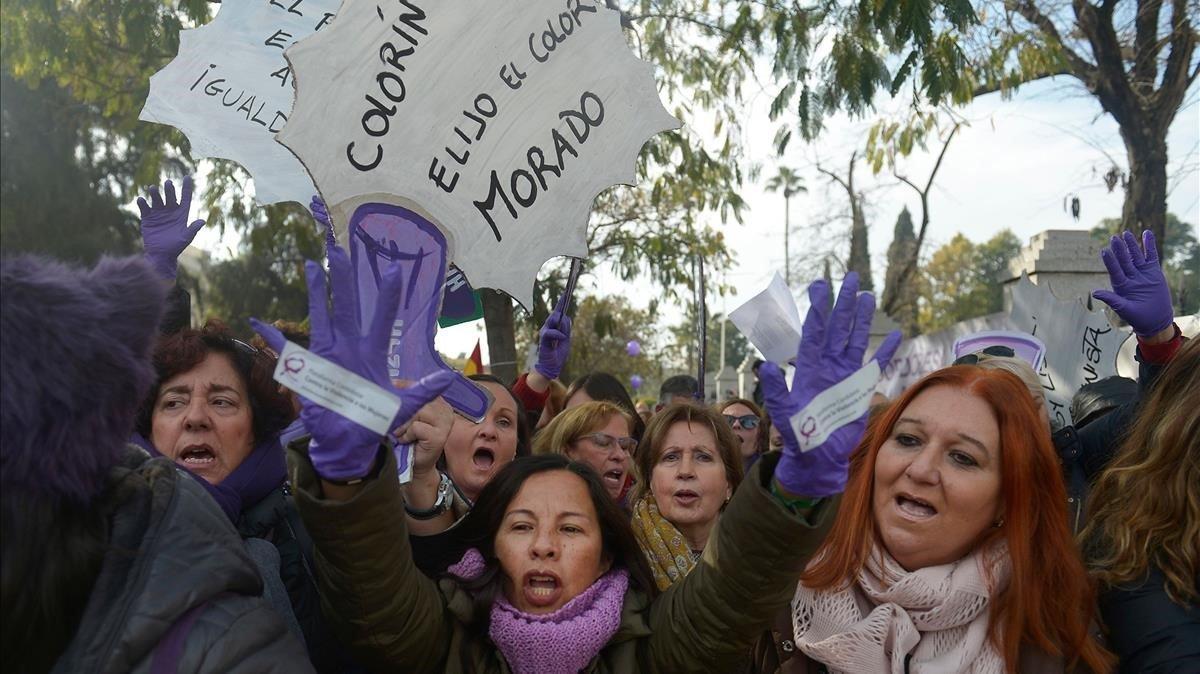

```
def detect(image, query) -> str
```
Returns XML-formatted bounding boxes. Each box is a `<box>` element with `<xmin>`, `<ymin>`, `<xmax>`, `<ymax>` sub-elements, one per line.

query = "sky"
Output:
<box><xmin>185</xmin><ymin>57</ymin><xmax>1200</xmax><ymax>366</ymax></box>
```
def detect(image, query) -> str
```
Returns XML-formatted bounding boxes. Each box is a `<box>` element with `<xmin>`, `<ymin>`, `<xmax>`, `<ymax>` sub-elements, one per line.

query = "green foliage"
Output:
<box><xmin>1090</xmin><ymin>215</ymin><xmax>1200</xmax><ymax>316</ymax></box>
<box><xmin>664</xmin><ymin>305</ymin><xmax>751</xmax><ymax>378</ymax></box>
<box><xmin>638</xmin><ymin>0</ymin><xmax>978</xmax><ymax>144</ymax></box>
<box><xmin>557</xmin><ymin>294</ymin><xmax>659</xmax><ymax>389</ymax></box>
<box><xmin>918</xmin><ymin>229</ymin><xmax>1020</xmax><ymax>331</ymax></box>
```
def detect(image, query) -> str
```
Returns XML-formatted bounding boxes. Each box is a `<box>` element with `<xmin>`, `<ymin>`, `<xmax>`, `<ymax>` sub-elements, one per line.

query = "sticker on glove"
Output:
<box><xmin>272</xmin><ymin>340</ymin><xmax>401</xmax><ymax>437</ymax></box>
<box><xmin>791</xmin><ymin>361</ymin><xmax>881</xmax><ymax>452</ymax></box>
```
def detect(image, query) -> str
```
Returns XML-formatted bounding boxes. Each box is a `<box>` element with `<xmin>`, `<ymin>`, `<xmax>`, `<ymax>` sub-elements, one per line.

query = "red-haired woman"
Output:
<box><xmin>781</xmin><ymin>366</ymin><xmax>1114</xmax><ymax>673</ymax></box>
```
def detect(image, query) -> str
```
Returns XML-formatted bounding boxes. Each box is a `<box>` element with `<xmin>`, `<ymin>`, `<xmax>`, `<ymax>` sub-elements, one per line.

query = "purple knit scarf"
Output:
<box><xmin>131</xmin><ymin>432</ymin><xmax>286</xmax><ymax>522</ymax></box>
<box><xmin>449</xmin><ymin>549</ymin><xmax>629</xmax><ymax>674</ymax></box>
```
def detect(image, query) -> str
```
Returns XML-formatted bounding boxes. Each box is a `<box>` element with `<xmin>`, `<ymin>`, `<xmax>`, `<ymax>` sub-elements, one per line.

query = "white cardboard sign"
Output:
<box><xmin>276</xmin><ymin>0</ymin><xmax>680</xmax><ymax>308</ymax></box>
<box><xmin>140</xmin><ymin>0</ymin><xmax>339</xmax><ymax>206</ymax></box>
<box><xmin>1008</xmin><ymin>274</ymin><xmax>1125</xmax><ymax>428</ymax></box>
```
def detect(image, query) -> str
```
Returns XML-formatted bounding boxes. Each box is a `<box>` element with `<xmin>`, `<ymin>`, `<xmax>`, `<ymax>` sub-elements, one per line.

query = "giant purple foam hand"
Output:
<box><xmin>310</xmin><ymin>195</ymin><xmax>338</xmax><ymax>254</ymax></box>
<box><xmin>252</xmin><ymin>243</ymin><xmax>453</xmax><ymax>482</ymax></box>
<box><xmin>759</xmin><ymin>272</ymin><xmax>901</xmax><ymax>497</ymax></box>
<box><xmin>1092</xmin><ymin>230</ymin><xmax>1174</xmax><ymax>337</ymax></box>
<box><xmin>137</xmin><ymin>176</ymin><xmax>205</xmax><ymax>280</ymax></box>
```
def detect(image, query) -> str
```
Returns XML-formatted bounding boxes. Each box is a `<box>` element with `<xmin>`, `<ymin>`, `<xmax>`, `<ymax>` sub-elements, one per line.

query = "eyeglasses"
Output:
<box><xmin>578</xmin><ymin>432</ymin><xmax>638</xmax><ymax>452</ymax></box>
<box><xmin>952</xmin><ymin>345</ymin><xmax>1015</xmax><ymax>366</ymax></box>
<box><xmin>723</xmin><ymin>414</ymin><xmax>760</xmax><ymax>430</ymax></box>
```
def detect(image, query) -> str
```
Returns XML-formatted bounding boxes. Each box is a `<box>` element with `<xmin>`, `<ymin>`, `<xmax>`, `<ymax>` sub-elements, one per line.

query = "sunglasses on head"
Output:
<box><xmin>579</xmin><ymin>432</ymin><xmax>638</xmax><ymax>452</ymax></box>
<box><xmin>952</xmin><ymin>345</ymin><xmax>1016</xmax><ymax>366</ymax></box>
<box><xmin>723</xmin><ymin>414</ymin><xmax>760</xmax><ymax>430</ymax></box>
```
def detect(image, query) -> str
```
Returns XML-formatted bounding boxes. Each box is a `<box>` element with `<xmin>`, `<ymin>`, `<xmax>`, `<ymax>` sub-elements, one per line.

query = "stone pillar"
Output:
<box><xmin>736</xmin><ymin>354</ymin><xmax>758</xmax><ymax>399</ymax></box>
<box><xmin>1001</xmin><ymin>230</ymin><xmax>1108</xmax><ymax>310</ymax></box>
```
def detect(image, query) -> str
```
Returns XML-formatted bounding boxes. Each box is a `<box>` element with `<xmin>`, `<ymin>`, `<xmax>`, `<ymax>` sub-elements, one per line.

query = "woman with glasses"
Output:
<box><xmin>532</xmin><ymin>401</ymin><xmax>637</xmax><ymax>503</ymax></box>
<box><xmin>717</xmin><ymin>397</ymin><xmax>768</xmax><ymax>472</ymax></box>
<box><xmin>630</xmin><ymin>403</ymin><xmax>745</xmax><ymax>590</ymax></box>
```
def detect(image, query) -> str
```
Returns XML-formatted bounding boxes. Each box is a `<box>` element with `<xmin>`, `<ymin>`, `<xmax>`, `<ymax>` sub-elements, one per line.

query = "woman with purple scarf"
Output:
<box><xmin>130</xmin><ymin>177</ymin><xmax>345</xmax><ymax>672</ymax></box>
<box><xmin>249</xmin><ymin>230</ymin><xmax>902</xmax><ymax>672</ymax></box>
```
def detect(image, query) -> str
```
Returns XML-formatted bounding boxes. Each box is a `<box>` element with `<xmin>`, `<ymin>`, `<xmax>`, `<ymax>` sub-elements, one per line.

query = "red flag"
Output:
<box><xmin>463</xmin><ymin>339</ymin><xmax>484</xmax><ymax>376</ymax></box>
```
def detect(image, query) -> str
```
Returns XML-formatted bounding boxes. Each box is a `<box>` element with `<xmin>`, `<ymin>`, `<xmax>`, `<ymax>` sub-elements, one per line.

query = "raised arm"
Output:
<box><xmin>136</xmin><ymin>176</ymin><xmax>206</xmax><ymax>334</ymax></box>
<box><xmin>645</xmin><ymin>273</ymin><xmax>901</xmax><ymax>672</ymax></box>
<box><xmin>253</xmin><ymin>242</ymin><xmax>455</xmax><ymax>670</ymax></box>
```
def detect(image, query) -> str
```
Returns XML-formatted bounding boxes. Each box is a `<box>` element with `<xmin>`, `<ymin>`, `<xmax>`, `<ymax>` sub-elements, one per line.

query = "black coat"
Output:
<box><xmin>238</xmin><ymin>480</ymin><xmax>360</xmax><ymax>674</ymax></box>
<box><xmin>1054</xmin><ymin>349</ymin><xmax>1167</xmax><ymax>533</ymax></box>
<box><xmin>50</xmin><ymin>447</ymin><xmax>312</xmax><ymax>673</ymax></box>
<box><xmin>1099</xmin><ymin>566</ymin><xmax>1200</xmax><ymax>673</ymax></box>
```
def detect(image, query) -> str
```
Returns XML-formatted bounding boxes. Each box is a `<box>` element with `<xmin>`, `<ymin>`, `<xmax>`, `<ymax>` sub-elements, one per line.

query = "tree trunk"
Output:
<box><xmin>1119</xmin><ymin>124</ymin><xmax>1169</xmax><ymax>247</ymax></box>
<box><xmin>481</xmin><ymin>289</ymin><xmax>518</xmax><ymax>385</ymax></box>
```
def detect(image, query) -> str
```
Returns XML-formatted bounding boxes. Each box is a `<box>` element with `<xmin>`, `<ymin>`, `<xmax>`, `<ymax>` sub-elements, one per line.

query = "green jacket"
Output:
<box><xmin>288</xmin><ymin>446</ymin><xmax>836</xmax><ymax>674</ymax></box>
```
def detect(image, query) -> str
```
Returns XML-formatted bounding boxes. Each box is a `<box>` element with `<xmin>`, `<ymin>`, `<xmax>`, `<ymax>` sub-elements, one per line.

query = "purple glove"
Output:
<box><xmin>534</xmin><ymin>292</ymin><xmax>573</xmax><ymax>380</ymax></box>
<box><xmin>137</xmin><ymin>176</ymin><xmax>205</xmax><ymax>280</ymax></box>
<box><xmin>759</xmin><ymin>272</ymin><xmax>902</xmax><ymax>497</ymax></box>
<box><xmin>1092</xmin><ymin>230</ymin><xmax>1174</xmax><ymax>337</ymax></box>
<box><xmin>310</xmin><ymin>195</ymin><xmax>338</xmax><ymax>253</ymax></box>
<box><xmin>251</xmin><ymin>243</ymin><xmax>454</xmax><ymax>482</ymax></box>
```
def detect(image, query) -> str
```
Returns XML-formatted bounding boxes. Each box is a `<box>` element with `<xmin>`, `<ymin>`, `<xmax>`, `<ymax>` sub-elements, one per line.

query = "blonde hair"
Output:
<box><xmin>974</xmin><ymin>356</ymin><xmax>1048</xmax><ymax>416</ymax></box>
<box><xmin>532</xmin><ymin>401</ymin><xmax>633</xmax><ymax>458</ymax></box>
<box><xmin>1082</xmin><ymin>337</ymin><xmax>1200</xmax><ymax>605</ymax></box>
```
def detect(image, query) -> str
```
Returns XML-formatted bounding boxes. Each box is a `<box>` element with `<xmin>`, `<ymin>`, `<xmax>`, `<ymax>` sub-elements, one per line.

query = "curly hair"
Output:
<box><xmin>1082</xmin><ymin>337</ymin><xmax>1199</xmax><ymax>605</ymax></box>
<box><xmin>136</xmin><ymin>320</ymin><xmax>295</xmax><ymax>445</ymax></box>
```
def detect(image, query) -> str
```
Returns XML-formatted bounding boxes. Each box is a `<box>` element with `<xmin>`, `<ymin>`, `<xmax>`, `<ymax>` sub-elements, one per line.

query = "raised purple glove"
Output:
<box><xmin>534</xmin><ymin>292</ymin><xmax>573</xmax><ymax>380</ymax></box>
<box><xmin>1092</xmin><ymin>230</ymin><xmax>1174</xmax><ymax>337</ymax></box>
<box><xmin>759</xmin><ymin>272</ymin><xmax>901</xmax><ymax>497</ymax></box>
<box><xmin>310</xmin><ymin>195</ymin><xmax>338</xmax><ymax>253</ymax></box>
<box><xmin>137</xmin><ymin>176</ymin><xmax>205</xmax><ymax>280</ymax></box>
<box><xmin>251</xmin><ymin>243</ymin><xmax>453</xmax><ymax>482</ymax></box>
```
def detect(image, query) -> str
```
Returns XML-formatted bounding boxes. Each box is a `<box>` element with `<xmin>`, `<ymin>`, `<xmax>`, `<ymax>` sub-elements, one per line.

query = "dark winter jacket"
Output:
<box><xmin>50</xmin><ymin>447</ymin><xmax>313</xmax><ymax>674</ymax></box>
<box><xmin>1054</xmin><ymin>347</ymin><xmax>1169</xmax><ymax>533</ymax></box>
<box><xmin>1098</xmin><ymin>566</ymin><xmax>1200</xmax><ymax>673</ymax></box>
<box><xmin>288</xmin><ymin>445</ymin><xmax>839</xmax><ymax>674</ymax></box>
<box><xmin>236</xmin><ymin>480</ymin><xmax>353</xmax><ymax>673</ymax></box>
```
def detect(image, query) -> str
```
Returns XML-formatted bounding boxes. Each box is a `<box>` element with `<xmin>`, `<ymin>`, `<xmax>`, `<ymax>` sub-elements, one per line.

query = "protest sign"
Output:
<box><xmin>276</xmin><ymin>0</ymin><xmax>680</xmax><ymax>309</ymax></box>
<box><xmin>728</xmin><ymin>272</ymin><xmax>805</xmax><ymax>365</ymax></box>
<box><xmin>348</xmin><ymin>202</ymin><xmax>492</xmax><ymax>425</ymax></box>
<box><xmin>1006</xmin><ymin>274</ymin><xmax>1124</xmax><ymax>427</ymax></box>
<box><xmin>140</xmin><ymin>0</ymin><xmax>338</xmax><ymax>205</ymax></box>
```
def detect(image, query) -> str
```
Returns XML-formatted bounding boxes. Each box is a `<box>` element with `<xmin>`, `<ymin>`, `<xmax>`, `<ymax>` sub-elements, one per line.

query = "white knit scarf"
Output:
<box><xmin>791</xmin><ymin>543</ymin><xmax>1011</xmax><ymax>674</ymax></box>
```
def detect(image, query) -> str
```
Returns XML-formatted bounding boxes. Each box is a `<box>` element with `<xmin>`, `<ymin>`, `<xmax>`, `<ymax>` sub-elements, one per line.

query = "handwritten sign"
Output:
<box><xmin>277</xmin><ymin>0</ymin><xmax>679</xmax><ymax>308</ymax></box>
<box><xmin>140</xmin><ymin>0</ymin><xmax>338</xmax><ymax>206</ymax></box>
<box><xmin>1009</xmin><ymin>274</ymin><xmax>1125</xmax><ymax>427</ymax></box>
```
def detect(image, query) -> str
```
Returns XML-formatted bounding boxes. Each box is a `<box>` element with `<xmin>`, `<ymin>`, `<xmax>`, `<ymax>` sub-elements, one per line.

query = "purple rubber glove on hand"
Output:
<box><xmin>534</xmin><ymin>292</ymin><xmax>573</xmax><ymax>380</ymax></box>
<box><xmin>251</xmin><ymin>243</ymin><xmax>454</xmax><ymax>482</ymax></box>
<box><xmin>1092</xmin><ymin>230</ymin><xmax>1174</xmax><ymax>337</ymax></box>
<box><xmin>759</xmin><ymin>272</ymin><xmax>902</xmax><ymax>497</ymax></box>
<box><xmin>137</xmin><ymin>176</ymin><xmax>205</xmax><ymax>280</ymax></box>
<box><xmin>310</xmin><ymin>196</ymin><xmax>338</xmax><ymax>253</ymax></box>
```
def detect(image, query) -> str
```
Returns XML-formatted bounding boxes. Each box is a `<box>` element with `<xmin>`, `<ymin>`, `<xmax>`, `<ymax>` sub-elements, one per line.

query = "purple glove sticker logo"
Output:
<box><xmin>284</xmin><ymin>355</ymin><xmax>306</xmax><ymax>375</ymax></box>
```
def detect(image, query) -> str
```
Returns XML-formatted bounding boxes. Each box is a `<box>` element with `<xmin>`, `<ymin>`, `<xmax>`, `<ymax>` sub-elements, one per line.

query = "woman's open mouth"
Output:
<box><xmin>472</xmin><ymin>447</ymin><xmax>495</xmax><ymax>471</ymax></box>
<box><xmin>179</xmin><ymin>445</ymin><xmax>216</xmax><ymax>467</ymax></box>
<box><xmin>673</xmin><ymin>489</ymin><xmax>700</xmax><ymax>507</ymax></box>
<box><xmin>522</xmin><ymin>571</ymin><xmax>563</xmax><ymax>608</ymax></box>
<box><xmin>895</xmin><ymin>493</ymin><xmax>937</xmax><ymax>520</ymax></box>
<box><xmin>602</xmin><ymin>468</ymin><xmax>624</xmax><ymax>492</ymax></box>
